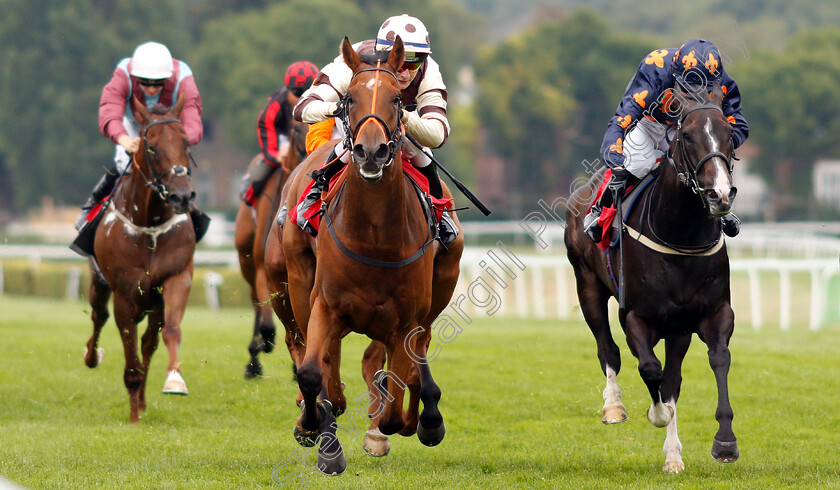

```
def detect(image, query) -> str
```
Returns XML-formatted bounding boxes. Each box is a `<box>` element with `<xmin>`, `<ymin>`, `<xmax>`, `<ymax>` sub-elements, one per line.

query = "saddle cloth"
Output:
<box><xmin>287</xmin><ymin>156</ymin><xmax>453</xmax><ymax>238</ymax></box>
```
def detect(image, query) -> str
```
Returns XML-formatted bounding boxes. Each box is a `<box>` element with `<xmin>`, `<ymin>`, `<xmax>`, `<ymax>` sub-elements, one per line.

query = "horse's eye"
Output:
<box><xmin>683</xmin><ymin>134</ymin><xmax>692</xmax><ymax>144</ymax></box>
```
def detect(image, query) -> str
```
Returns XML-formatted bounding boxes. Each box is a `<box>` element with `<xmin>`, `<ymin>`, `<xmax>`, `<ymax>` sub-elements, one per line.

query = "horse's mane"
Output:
<box><xmin>149</xmin><ymin>103</ymin><xmax>174</xmax><ymax>116</ymax></box>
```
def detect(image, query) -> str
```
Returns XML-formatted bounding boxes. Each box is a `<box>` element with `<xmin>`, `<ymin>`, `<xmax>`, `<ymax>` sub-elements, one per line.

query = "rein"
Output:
<box><xmin>336</xmin><ymin>63</ymin><xmax>403</xmax><ymax>166</ymax></box>
<box><xmin>133</xmin><ymin>118</ymin><xmax>194</xmax><ymax>201</ymax></box>
<box><xmin>670</xmin><ymin>104</ymin><xmax>733</xmax><ymax>205</ymax></box>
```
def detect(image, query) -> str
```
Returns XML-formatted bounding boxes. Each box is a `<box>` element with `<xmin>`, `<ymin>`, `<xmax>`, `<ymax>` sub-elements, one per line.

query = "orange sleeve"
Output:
<box><xmin>305</xmin><ymin>118</ymin><xmax>337</xmax><ymax>155</ymax></box>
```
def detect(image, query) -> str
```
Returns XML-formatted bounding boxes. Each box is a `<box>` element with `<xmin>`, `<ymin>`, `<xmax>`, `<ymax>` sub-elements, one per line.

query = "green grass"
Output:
<box><xmin>1</xmin><ymin>295</ymin><xmax>839</xmax><ymax>489</ymax></box>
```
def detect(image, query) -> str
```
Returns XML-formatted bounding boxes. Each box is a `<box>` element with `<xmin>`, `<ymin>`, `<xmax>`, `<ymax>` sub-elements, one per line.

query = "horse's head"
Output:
<box><xmin>132</xmin><ymin>92</ymin><xmax>195</xmax><ymax>214</ymax></box>
<box><xmin>338</xmin><ymin>36</ymin><xmax>404</xmax><ymax>183</ymax></box>
<box><xmin>670</xmin><ymin>82</ymin><xmax>737</xmax><ymax>217</ymax></box>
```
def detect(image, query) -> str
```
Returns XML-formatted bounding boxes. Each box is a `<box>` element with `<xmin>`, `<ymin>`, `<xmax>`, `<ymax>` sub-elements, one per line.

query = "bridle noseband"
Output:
<box><xmin>138</xmin><ymin>118</ymin><xmax>194</xmax><ymax>200</ymax></box>
<box><xmin>671</xmin><ymin>104</ymin><xmax>734</xmax><ymax>207</ymax></box>
<box><xmin>335</xmin><ymin>64</ymin><xmax>403</xmax><ymax>166</ymax></box>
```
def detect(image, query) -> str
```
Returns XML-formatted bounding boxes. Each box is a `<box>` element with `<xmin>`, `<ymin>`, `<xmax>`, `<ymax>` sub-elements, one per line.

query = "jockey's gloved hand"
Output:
<box><xmin>608</xmin><ymin>166</ymin><xmax>631</xmax><ymax>200</ymax></box>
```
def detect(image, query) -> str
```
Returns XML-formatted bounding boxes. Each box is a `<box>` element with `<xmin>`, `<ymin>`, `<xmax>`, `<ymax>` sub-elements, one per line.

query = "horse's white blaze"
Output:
<box><xmin>365</xmin><ymin>79</ymin><xmax>381</xmax><ymax>91</ymax></box>
<box><xmin>703</xmin><ymin>118</ymin><xmax>731</xmax><ymax>200</ymax></box>
<box><xmin>661</xmin><ymin>399</ymin><xmax>684</xmax><ymax>473</ymax></box>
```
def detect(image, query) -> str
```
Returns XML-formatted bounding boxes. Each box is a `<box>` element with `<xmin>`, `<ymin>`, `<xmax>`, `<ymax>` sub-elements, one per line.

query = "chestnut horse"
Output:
<box><xmin>234</xmin><ymin>119</ymin><xmax>308</xmax><ymax>378</ymax></box>
<box><xmin>264</xmin><ymin>37</ymin><xmax>464</xmax><ymax>475</ymax></box>
<box><xmin>83</xmin><ymin>94</ymin><xmax>198</xmax><ymax>424</ymax></box>
<box><xmin>565</xmin><ymin>83</ymin><xmax>739</xmax><ymax>472</ymax></box>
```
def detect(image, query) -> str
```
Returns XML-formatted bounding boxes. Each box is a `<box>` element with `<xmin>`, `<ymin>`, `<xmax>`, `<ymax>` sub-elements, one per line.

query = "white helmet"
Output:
<box><xmin>375</xmin><ymin>14</ymin><xmax>431</xmax><ymax>55</ymax></box>
<box><xmin>130</xmin><ymin>42</ymin><xmax>174</xmax><ymax>80</ymax></box>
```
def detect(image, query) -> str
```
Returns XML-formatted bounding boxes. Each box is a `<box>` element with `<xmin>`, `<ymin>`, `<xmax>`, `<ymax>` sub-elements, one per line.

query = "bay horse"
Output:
<box><xmin>565</xmin><ymin>82</ymin><xmax>739</xmax><ymax>472</ymax></box>
<box><xmin>83</xmin><ymin>93</ymin><xmax>197</xmax><ymax>424</ymax></box>
<box><xmin>234</xmin><ymin>119</ymin><xmax>308</xmax><ymax>378</ymax></box>
<box><xmin>263</xmin><ymin>36</ymin><xmax>464</xmax><ymax>475</ymax></box>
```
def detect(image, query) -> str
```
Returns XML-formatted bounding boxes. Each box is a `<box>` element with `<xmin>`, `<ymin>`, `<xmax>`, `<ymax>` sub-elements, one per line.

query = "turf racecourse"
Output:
<box><xmin>1</xmin><ymin>295</ymin><xmax>839</xmax><ymax>489</ymax></box>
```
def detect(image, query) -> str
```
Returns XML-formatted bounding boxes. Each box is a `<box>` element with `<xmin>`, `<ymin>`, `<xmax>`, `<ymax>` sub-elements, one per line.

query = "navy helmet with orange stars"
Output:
<box><xmin>671</xmin><ymin>39</ymin><xmax>723</xmax><ymax>92</ymax></box>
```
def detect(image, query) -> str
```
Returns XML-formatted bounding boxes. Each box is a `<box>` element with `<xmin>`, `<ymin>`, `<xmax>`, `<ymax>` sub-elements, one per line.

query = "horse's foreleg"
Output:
<box><xmin>254</xmin><ymin>268</ymin><xmax>277</xmax><ymax>354</ymax></box>
<box><xmin>658</xmin><ymin>333</ymin><xmax>692</xmax><ymax>473</ymax></box>
<box><xmin>408</xmin><ymin>330</ymin><xmax>446</xmax><ymax>447</ymax></box>
<box><xmin>84</xmin><ymin>272</ymin><xmax>110</xmax><ymax>368</ymax></box>
<box><xmin>160</xmin><ymin>268</ymin><xmax>192</xmax><ymax>396</ymax></box>
<box><xmin>575</xmin><ymin>271</ymin><xmax>625</xmax><ymax>423</ymax></box>
<box><xmin>294</xmin><ymin>299</ymin><xmax>346</xmax><ymax>475</ymax></box>
<box><xmin>236</xmin><ymin>203</ymin><xmax>265</xmax><ymax>378</ymax></box>
<box><xmin>624</xmin><ymin>311</ymin><xmax>667</xmax><ymax>426</ymax></box>
<box><xmin>113</xmin><ymin>294</ymin><xmax>143</xmax><ymax>424</ymax></box>
<box><xmin>700</xmin><ymin>304</ymin><xmax>738</xmax><ymax>463</ymax></box>
<box><xmin>376</xmin><ymin>337</ymin><xmax>415</xmax><ymax>438</ymax></box>
<box><xmin>361</xmin><ymin>341</ymin><xmax>390</xmax><ymax>457</ymax></box>
<box><xmin>139</xmin><ymin>305</ymin><xmax>164</xmax><ymax>411</ymax></box>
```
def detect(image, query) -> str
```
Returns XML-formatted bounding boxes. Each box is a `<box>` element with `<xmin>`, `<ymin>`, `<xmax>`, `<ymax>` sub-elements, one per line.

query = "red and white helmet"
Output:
<box><xmin>375</xmin><ymin>14</ymin><xmax>431</xmax><ymax>55</ymax></box>
<box><xmin>130</xmin><ymin>42</ymin><xmax>174</xmax><ymax>80</ymax></box>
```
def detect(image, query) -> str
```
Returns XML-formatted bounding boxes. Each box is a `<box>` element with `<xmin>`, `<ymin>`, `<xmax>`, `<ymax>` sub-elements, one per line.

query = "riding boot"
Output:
<box><xmin>417</xmin><ymin>163</ymin><xmax>459</xmax><ymax>245</ymax></box>
<box><xmin>721</xmin><ymin>212</ymin><xmax>740</xmax><ymax>238</ymax></box>
<box><xmin>583</xmin><ymin>168</ymin><xmax>631</xmax><ymax>243</ymax></box>
<box><xmin>190</xmin><ymin>209</ymin><xmax>212</xmax><ymax>243</ymax></box>
<box><xmin>295</xmin><ymin>147</ymin><xmax>346</xmax><ymax>230</ymax></box>
<box><xmin>240</xmin><ymin>157</ymin><xmax>277</xmax><ymax>207</ymax></box>
<box><xmin>75</xmin><ymin>167</ymin><xmax>119</xmax><ymax>231</ymax></box>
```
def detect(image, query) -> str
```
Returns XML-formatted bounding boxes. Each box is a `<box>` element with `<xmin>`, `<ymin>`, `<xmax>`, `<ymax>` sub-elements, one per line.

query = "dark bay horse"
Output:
<box><xmin>234</xmin><ymin>119</ymin><xmax>308</xmax><ymax>378</ymax></box>
<box><xmin>264</xmin><ymin>36</ymin><xmax>464</xmax><ymax>475</ymax></box>
<box><xmin>565</xmin><ymin>83</ymin><xmax>739</xmax><ymax>472</ymax></box>
<box><xmin>83</xmin><ymin>93</ymin><xmax>197</xmax><ymax>424</ymax></box>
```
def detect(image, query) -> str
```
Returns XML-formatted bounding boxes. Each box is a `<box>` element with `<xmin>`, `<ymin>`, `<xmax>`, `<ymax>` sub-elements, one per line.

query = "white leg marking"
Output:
<box><xmin>661</xmin><ymin>399</ymin><xmax>684</xmax><ymax>473</ymax></box>
<box><xmin>648</xmin><ymin>399</ymin><xmax>673</xmax><ymax>428</ymax></box>
<box><xmin>602</xmin><ymin>366</ymin><xmax>628</xmax><ymax>424</ymax></box>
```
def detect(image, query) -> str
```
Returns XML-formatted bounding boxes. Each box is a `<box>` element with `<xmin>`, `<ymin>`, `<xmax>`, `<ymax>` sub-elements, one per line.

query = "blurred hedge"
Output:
<box><xmin>0</xmin><ymin>259</ymin><xmax>253</xmax><ymax>309</ymax></box>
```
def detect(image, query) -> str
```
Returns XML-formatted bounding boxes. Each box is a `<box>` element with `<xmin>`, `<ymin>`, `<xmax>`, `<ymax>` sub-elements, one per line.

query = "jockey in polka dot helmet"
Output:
<box><xmin>292</xmin><ymin>14</ymin><xmax>459</xmax><ymax>244</ymax></box>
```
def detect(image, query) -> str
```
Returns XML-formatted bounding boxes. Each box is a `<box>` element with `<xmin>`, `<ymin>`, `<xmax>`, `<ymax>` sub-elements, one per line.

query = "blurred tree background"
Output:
<box><xmin>2</xmin><ymin>0</ymin><xmax>840</xmax><ymax>221</ymax></box>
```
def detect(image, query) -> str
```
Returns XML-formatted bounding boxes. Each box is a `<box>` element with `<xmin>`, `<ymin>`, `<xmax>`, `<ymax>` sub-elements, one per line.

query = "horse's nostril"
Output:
<box><xmin>729</xmin><ymin>187</ymin><xmax>738</xmax><ymax>201</ymax></box>
<box><xmin>190</xmin><ymin>191</ymin><xmax>196</xmax><ymax>202</ymax></box>
<box><xmin>705</xmin><ymin>189</ymin><xmax>719</xmax><ymax>201</ymax></box>
<box><xmin>375</xmin><ymin>144</ymin><xmax>390</xmax><ymax>162</ymax></box>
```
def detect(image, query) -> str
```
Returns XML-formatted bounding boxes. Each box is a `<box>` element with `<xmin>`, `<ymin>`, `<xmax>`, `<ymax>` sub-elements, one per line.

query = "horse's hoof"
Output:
<box><xmin>417</xmin><ymin>420</ymin><xmax>446</xmax><ymax>447</ymax></box>
<box><xmin>362</xmin><ymin>428</ymin><xmax>390</xmax><ymax>457</ymax></box>
<box><xmin>602</xmin><ymin>404</ymin><xmax>628</xmax><ymax>424</ymax></box>
<box><xmin>711</xmin><ymin>439</ymin><xmax>739</xmax><ymax>463</ymax></box>
<box><xmin>162</xmin><ymin>370</ymin><xmax>189</xmax><ymax>395</ymax></box>
<box><xmin>244</xmin><ymin>361</ymin><xmax>262</xmax><ymax>379</ymax></box>
<box><xmin>83</xmin><ymin>347</ymin><xmax>105</xmax><ymax>368</ymax></box>
<box><xmin>317</xmin><ymin>444</ymin><xmax>346</xmax><ymax>476</ymax></box>
<box><xmin>663</xmin><ymin>459</ymin><xmax>685</xmax><ymax>473</ymax></box>
<box><xmin>294</xmin><ymin>423</ymin><xmax>317</xmax><ymax>448</ymax></box>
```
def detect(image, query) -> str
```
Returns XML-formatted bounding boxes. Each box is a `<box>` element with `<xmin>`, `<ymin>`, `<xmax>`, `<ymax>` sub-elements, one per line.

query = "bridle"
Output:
<box><xmin>670</xmin><ymin>104</ymin><xmax>734</xmax><ymax>208</ymax></box>
<box><xmin>335</xmin><ymin>63</ymin><xmax>403</xmax><ymax>166</ymax></box>
<box><xmin>135</xmin><ymin>118</ymin><xmax>195</xmax><ymax>201</ymax></box>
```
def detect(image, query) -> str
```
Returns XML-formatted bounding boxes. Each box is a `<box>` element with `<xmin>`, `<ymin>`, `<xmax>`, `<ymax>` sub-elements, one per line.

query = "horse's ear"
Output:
<box><xmin>133</xmin><ymin>95</ymin><xmax>151</xmax><ymax>124</ymax></box>
<box><xmin>710</xmin><ymin>82</ymin><xmax>725</xmax><ymax>107</ymax></box>
<box><xmin>341</xmin><ymin>37</ymin><xmax>361</xmax><ymax>72</ymax></box>
<box><xmin>387</xmin><ymin>36</ymin><xmax>405</xmax><ymax>73</ymax></box>
<box><xmin>169</xmin><ymin>90</ymin><xmax>186</xmax><ymax>118</ymax></box>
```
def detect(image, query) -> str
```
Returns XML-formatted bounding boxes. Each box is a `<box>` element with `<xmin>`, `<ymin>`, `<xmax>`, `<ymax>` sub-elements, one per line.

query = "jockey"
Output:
<box><xmin>583</xmin><ymin>39</ymin><xmax>749</xmax><ymax>242</ymax></box>
<box><xmin>75</xmin><ymin>41</ymin><xmax>209</xmax><ymax>239</ymax></box>
<box><xmin>292</xmin><ymin>14</ymin><xmax>458</xmax><ymax>244</ymax></box>
<box><xmin>240</xmin><ymin>61</ymin><xmax>320</xmax><ymax>206</ymax></box>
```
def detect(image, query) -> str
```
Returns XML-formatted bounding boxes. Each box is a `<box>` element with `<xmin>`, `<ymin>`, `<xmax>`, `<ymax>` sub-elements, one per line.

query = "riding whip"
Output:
<box><xmin>404</xmin><ymin>133</ymin><xmax>491</xmax><ymax>216</ymax></box>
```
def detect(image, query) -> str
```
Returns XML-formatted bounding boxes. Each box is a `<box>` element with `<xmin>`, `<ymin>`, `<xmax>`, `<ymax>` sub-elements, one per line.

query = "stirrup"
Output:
<box><xmin>438</xmin><ymin>211</ymin><xmax>459</xmax><ymax>245</ymax></box>
<box><xmin>583</xmin><ymin>209</ymin><xmax>602</xmax><ymax>243</ymax></box>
